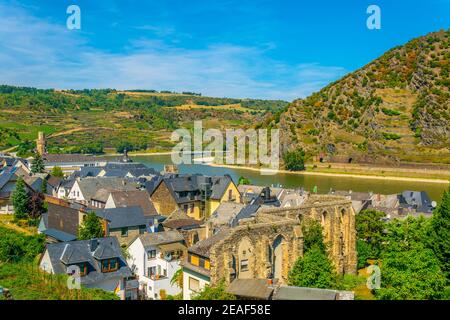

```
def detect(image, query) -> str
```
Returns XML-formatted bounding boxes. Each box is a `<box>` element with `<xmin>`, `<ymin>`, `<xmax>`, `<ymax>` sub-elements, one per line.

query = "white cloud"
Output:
<box><xmin>0</xmin><ymin>4</ymin><xmax>347</xmax><ymax>101</ymax></box>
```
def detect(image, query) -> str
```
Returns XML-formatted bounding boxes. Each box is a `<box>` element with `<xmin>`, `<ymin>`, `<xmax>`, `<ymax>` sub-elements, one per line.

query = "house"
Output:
<box><xmin>38</xmin><ymin>201</ymin><xmax>85</xmax><ymax>242</ymax></box>
<box><xmin>161</xmin><ymin>209</ymin><xmax>205</xmax><ymax>246</ymax></box>
<box><xmin>182</xmin><ymin>230</ymin><xmax>227</xmax><ymax>300</ymax></box>
<box><xmin>105</xmin><ymin>190</ymin><xmax>158</xmax><ymax>217</ymax></box>
<box><xmin>69</xmin><ymin>163</ymin><xmax>159</xmax><ymax>180</ymax></box>
<box><xmin>127</xmin><ymin>231</ymin><xmax>186</xmax><ymax>300</ymax></box>
<box><xmin>398</xmin><ymin>190</ymin><xmax>435</xmax><ymax>214</ymax></box>
<box><xmin>0</xmin><ymin>167</ymin><xmax>43</xmax><ymax>214</ymax></box>
<box><xmin>43</xmin><ymin>154</ymin><xmax>114</xmax><ymax>175</ymax></box>
<box><xmin>92</xmin><ymin>206</ymin><xmax>148</xmax><ymax>246</ymax></box>
<box><xmin>39</xmin><ymin>237</ymin><xmax>138</xmax><ymax>300</ymax></box>
<box><xmin>149</xmin><ymin>174</ymin><xmax>241</xmax><ymax>221</ymax></box>
<box><xmin>66</xmin><ymin>177</ymin><xmax>139</xmax><ymax>208</ymax></box>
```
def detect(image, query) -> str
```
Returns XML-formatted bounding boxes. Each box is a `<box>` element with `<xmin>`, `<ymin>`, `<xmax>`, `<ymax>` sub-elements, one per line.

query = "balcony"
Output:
<box><xmin>148</xmin><ymin>274</ymin><xmax>168</xmax><ymax>281</ymax></box>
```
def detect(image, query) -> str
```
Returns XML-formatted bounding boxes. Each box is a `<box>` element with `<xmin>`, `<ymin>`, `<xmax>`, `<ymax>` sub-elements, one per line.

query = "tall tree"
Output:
<box><xmin>356</xmin><ymin>209</ymin><xmax>386</xmax><ymax>267</ymax></box>
<box><xmin>302</xmin><ymin>219</ymin><xmax>326</xmax><ymax>253</ymax></box>
<box><xmin>283</xmin><ymin>148</ymin><xmax>305</xmax><ymax>171</ymax></box>
<box><xmin>238</xmin><ymin>176</ymin><xmax>251</xmax><ymax>185</ymax></box>
<box><xmin>31</xmin><ymin>153</ymin><xmax>45</xmax><ymax>174</ymax></box>
<box><xmin>28</xmin><ymin>192</ymin><xmax>45</xmax><ymax>221</ymax></box>
<box><xmin>288</xmin><ymin>246</ymin><xmax>337</xmax><ymax>289</ymax></box>
<box><xmin>78</xmin><ymin>212</ymin><xmax>104</xmax><ymax>240</ymax></box>
<box><xmin>11</xmin><ymin>176</ymin><xmax>29</xmax><ymax>220</ymax></box>
<box><xmin>428</xmin><ymin>187</ymin><xmax>450</xmax><ymax>279</ymax></box>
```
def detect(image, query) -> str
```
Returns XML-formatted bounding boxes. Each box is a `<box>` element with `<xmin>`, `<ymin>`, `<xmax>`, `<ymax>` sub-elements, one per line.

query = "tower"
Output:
<box><xmin>36</xmin><ymin>131</ymin><xmax>45</xmax><ymax>155</ymax></box>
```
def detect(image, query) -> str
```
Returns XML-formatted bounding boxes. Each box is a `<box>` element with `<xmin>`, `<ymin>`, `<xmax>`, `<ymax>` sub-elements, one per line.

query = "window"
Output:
<box><xmin>163</xmin><ymin>268</ymin><xmax>167</xmax><ymax>277</ymax></box>
<box><xmin>228</xmin><ymin>189</ymin><xmax>233</xmax><ymax>201</ymax></box>
<box><xmin>190</xmin><ymin>203</ymin><xmax>194</xmax><ymax>213</ymax></box>
<box><xmin>139</xmin><ymin>227</ymin><xmax>145</xmax><ymax>235</ymax></box>
<box><xmin>147</xmin><ymin>266</ymin><xmax>156</xmax><ymax>277</ymax></box>
<box><xmin>183</xmin><ymin>204</ymin><xmax>188</xmax><ymax>213</ymax></box>
<box><xmin>189</xmin><ymin>277</ymin><xmax>200</xmax><ymax>291</ymax></box>
<box><xmin>240</xmin><ymin>259</ymin><xmax>249</xmax><ymax>272</ymax></box>
<box><xmin>148</xmin><ymin>250</ymin><xmax>156</xmax><ymax>259</ymax></box>
<box><xmin>101</xmin><ymin>258</ymin><xmax>118</xmax><ymax>273</ymax></box>
<box><xmin>121</xmin><ymin>228</ymin><xmax>128</xmax><ymax>237</ymax></box>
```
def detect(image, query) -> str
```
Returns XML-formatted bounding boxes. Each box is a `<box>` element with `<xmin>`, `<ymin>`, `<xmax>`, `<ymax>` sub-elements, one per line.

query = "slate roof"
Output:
<box><xmin>109</xmin><ymin>190</ymin><xmax>158</xmax><ymax>216</ymax></box>
<box><xmin>398</xmin><ymin>191</ymin><xmax>434</xmax><ymax>213</ymax></box>
<box><xmin>43</xmin><ymin>154</ymin><xmax>115</xmax><ymax>164</ymax></box>
<box><xmin>69</xmin><ymin>167</ymin><xmax>104</xmax><ymax>179</ymax></box>
<box><xmin>94</xmin><ymin>206</ymin><xmax>147</xmax><ymax>229</ymax></box>
<box><xmin>188</xmin><ymin>229</ymin><xmax>230</xmax><ymax>258</ymax></box>
<box><xmin>76</xmin><ymin>177</ymin><xmax>139</xmax><ymax>201</ymax></box>
<box><xmin>0</xmin><ymin>156</ymin><xmax>16</xmax><ymax>167</ymax></box>
<box><xmin>227</xmin><ymin>279</ymin><xmax>274</xmax><ymax>299</ymax></box>
<box><xmin>44</xmin><ymin>237</ymin><xmax>132</xmax><ymax>285</ymax></box>
<box><xmin>272</xmin><ymin>286</ymin><xmax>341</xmax><ymax>300</ymax></box>
<box><xmin>163</xmin><ymin>218</ymin><xmax>200</xmax><ymax>230</ymax></box>
<box><xmin>208</xmin><ymin>202</ymin><xmax>245</xmax><ymax>227</ymax></box>
<box><xmin>137</xmin><ymin>230</ymin><xmax>184</xmax><ymax>249</ymax></box>
<box><xmin>152</xmin><ymin>174</ymin><xmax>235</xmax><ymax>204</ymax></box>
<box><xmin>230</xmin><ymin>204</ymin><xmax>260</xmax><ymax>227</ymax></box>
<box><xmin>41</xmin><ymin>229</ymin><xmax>77</xmax><ymax>242</ymax></box>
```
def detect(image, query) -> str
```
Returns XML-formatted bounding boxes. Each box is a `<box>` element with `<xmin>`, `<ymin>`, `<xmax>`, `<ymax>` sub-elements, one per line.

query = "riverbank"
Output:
<box><xmin>207</xmin><ymin>163</ymin><xmax>450</xmax><ymax>184</ymax></box>
<box><xmin>110</xmin><ymin>151</ymin><xmax>450</xmax><ymax>184</ymax></box>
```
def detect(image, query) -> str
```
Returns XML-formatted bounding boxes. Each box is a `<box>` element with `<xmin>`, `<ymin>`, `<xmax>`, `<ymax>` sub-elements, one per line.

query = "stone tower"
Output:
<box><xmin>36</xmin><ymin>131</ymin><xmax>45</xmax><ymax>155</ymax></box>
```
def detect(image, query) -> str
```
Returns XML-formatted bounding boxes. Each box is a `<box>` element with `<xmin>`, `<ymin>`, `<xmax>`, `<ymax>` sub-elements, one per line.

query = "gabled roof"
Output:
<box><xmin>76</xmin><ymin>177</ymin><xmax>139</xmax><ymax>201</ymax></box>
<box><xmin>43</xmin><ymin>154</ymin><xmax>115</xmax><ymax>164</ymax></box>
<box><xmin>108</xmin><ymin>190</ymin><xmax>158</xmax><ymax>216</ymax></box>
<box><xmin>188</xmin><ymin>229</ymin><xmax>230</xmax><ymax>258</ymax></box>
<box><xmin>209</xmin><ymin>202</ymin><xmax>245</xmax><ymax>227</ymax></box>
<box><xmin>69</xmin><ymin>167</ymin><xmax>104</xmax><ymax>179</ymax></box>
<box><xmin>95</xmin><ymin>206</ymin><xmax>147</xmax><ymax>229</ymax></box>
<box><xmin>44</xmin><ymin>237</ymin><xmax>131</xmax><ymax>285</ymax></box>
<box><xmin>137</xmin><ymin>230</ymin><xmax>184</xmax><ymax>249</ymax></box>
<box><xmin>152</xmin><ymin>174</ymin><xmax>235</xmax><ymax>204</ymax></box>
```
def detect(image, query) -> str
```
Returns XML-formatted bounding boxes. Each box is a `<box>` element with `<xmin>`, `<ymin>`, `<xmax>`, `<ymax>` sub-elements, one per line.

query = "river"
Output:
<box><xmin>132</xmin><ymin>155</ymin><xmax>448</xmax><ymax>201</ymax></box>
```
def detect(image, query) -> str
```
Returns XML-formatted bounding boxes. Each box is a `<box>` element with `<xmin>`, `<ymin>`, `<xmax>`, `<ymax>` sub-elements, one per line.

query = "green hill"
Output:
<box><xmin>276</xmin><ymin>29</ymin><xmax>450</xmax><ymax>164</ymax></box>
<box><xmin>0</xmin><ymin>86</ymin><xmax>287</xmax><ymax>156</ymax></box>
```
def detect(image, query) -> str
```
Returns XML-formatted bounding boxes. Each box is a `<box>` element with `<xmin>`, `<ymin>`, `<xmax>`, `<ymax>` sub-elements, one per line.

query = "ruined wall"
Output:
<box><xmin>258</xmin><ymin>195</ymin><xmax>357</xmax><ymax>275</ymax></box>
<box><xmin>209</xmin><ymin>220</ymin><xmax>303</xmax><ymax>286</ymax></box>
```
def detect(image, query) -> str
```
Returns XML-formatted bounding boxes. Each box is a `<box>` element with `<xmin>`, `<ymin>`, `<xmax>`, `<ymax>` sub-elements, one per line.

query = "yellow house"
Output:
<box><xmin>149</xmin><ymin>174</ymin><xmax>241</xmax><ymax>221</ymax></box>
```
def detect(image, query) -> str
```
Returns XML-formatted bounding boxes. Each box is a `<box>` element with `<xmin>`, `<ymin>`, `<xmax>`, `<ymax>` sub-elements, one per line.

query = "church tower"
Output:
<box><xmin>36</xmin><ymin>131</ymin><xmax>45</xmax><ymax>155</ymax></box>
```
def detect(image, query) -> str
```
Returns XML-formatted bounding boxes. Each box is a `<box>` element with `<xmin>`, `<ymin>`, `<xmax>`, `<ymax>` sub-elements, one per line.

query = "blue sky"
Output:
<box><xmin>0</xmin><ymin>0</ymin><xmax>449</xmax><ymax>100</ymax></box>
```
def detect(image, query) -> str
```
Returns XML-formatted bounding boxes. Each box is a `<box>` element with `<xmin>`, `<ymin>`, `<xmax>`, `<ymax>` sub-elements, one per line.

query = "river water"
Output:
<box><xmin>132</xmin><ymin>155</ymin><xmax>448</xmax><ymax>201</ymax></box>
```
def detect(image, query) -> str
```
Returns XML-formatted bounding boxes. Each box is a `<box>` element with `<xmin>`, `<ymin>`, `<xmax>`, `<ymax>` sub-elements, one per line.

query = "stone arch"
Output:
<box><xmin>321</xmin><ymin>210</ymin><xmax>331</xmax><ymax>242</ymax></box>
<box><xmin>271</xmin><ymin>234</ymin><xmax>285</xmax><ymax>281</ymax></box>
<box><xmin>340</xmin><ymin>208</ymin><xmax>350</xmax><ymax>256</ymax></box>
<box><xmin>237</xmin><ymin>237</ymin><xmax>255</xmax><ymax>279</ymax></box>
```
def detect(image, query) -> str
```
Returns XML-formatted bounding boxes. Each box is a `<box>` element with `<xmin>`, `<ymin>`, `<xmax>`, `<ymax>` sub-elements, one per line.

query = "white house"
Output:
<box><xmin>39</xmin><ymin>237</ymin><xmax>139</xmax><ymax>300</ymax></box>
<box><xmin>127</xmin><ymin>231</ymin><xmax>186</xmax><ymax>300</ymax></box>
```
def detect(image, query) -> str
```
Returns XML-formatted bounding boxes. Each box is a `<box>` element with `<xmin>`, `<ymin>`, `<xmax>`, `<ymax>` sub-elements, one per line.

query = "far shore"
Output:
<box><xmin>107</xmin><ymin>152</ymin><xmax>450</xmax><ymax>184</ymax></box>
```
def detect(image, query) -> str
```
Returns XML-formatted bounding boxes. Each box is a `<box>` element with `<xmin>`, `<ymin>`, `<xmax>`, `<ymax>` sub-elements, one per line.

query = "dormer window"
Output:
<box><xmin>68</xmin><ymin>262</ymin><xmax>88</xmax><ymax>277</ymax></box>
<box><xmin>101</xmin><ymin>258</ymin><xmax>118</xmax><ymax>273</ymax></box>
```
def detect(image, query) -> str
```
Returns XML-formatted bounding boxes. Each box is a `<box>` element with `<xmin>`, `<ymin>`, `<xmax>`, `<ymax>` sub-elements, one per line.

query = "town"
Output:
<box><xmin>1</xmin><ymin>132</ymin><xmax>446</xmax><ymax>300</ymax></box>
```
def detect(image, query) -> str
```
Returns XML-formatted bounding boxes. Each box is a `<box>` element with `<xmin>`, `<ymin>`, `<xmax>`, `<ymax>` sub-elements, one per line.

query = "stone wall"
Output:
<box><xmin>207</xmin><ymin>195</ymin><xmax>357</xmax><ymax>287</ymax></box>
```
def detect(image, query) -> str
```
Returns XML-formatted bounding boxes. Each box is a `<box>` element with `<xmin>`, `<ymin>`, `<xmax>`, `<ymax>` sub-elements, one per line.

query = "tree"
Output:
<box><xmin>11</xmin><ymin>176</ymin><xmax>29</xmax><ymax>220</ymax></box>
<box><xmin>302</xmin><ymin>219</ymin><xmax>326</xmax><ymax>253</ymax></box>
<box><xmin>78</xmin><ymin>212</ymin><xmax>104</xmax><ymax>240</ymax></box>
<box><xmin>28</xmin><ymin>192</ymin><xmax>45</xmax><ymax>222</ymax></box>
<box><xmin>238</xmin><ymin>176</ymin><xmax>251</xmax><ymax>185</ymax></box>
<box><xmin>50</xmin><ymin>166</ymin><xmax>64</xmax><ymax>178</ymax></box>
<box><xmin>170</xmin><ymin>268</ymin><xmax>183</xmax><ymax>289</ymax></box>
<box><xmin>192</xmin><ymin>280</ymin><xmax>236</xmax><ymax>300</ymax></box>
<box><xmin>428</xmin><ymin>187</ymin><xmax>450</xmax><ymax>279</ymax></box>
<box><xmin>41</xmin><ymin>179</ymin><xmax>48</xmax><ymax>194</ymax></box>
<box><xmin>288</xmin><ymin>246</ymin><xmax>337</xmax><ymax>289</ymax></box>
<box><xmin>355</xmin><ymin>209</ymin><xmax>386</xmax><ymax>267</ymax></box>
<box><xmin>283</xmin><ymin>148</ymin><xmax>305</xmax><ymax>171</ymax></box>
<box><xmin>31</xmin><ymin>153</ymin><xmax>45</xmax><ymax>174</ymax></box>
<box><xmin>376</xmin><ymin>246</ymin><xmax>446</xmax><ymax>300</ymax></box>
